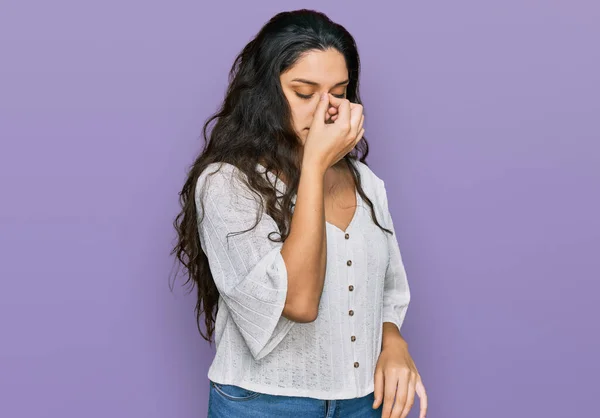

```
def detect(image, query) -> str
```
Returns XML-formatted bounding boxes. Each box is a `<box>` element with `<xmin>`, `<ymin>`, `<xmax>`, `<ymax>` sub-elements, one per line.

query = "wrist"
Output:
<box><xmin>301</xmin><ymin>156</ymin><xmax>328</xmax><ymax>176</ymax></box>
<box><xmin>382</xmin><ymin>336</ymin><xmax>408</xmax><ymax>351</ymax></box>
<box><xmin>382</xmin><ymin>322</ymin><xmax>407</xmax><ymax>350</ymax></box>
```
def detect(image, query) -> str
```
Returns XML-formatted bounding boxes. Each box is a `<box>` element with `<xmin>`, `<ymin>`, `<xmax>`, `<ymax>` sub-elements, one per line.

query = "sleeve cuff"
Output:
<box><xmin>221</xmin><ymin>248</ymin><xmax>295</xmax><ymax>360</ymax></box>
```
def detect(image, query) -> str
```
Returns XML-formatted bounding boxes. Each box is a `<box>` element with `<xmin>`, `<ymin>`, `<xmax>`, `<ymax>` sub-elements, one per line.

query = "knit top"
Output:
<box><xmin>195</xmin><ymin>159</ymin><xmax>410</xmax><ymax>400</ymax></box>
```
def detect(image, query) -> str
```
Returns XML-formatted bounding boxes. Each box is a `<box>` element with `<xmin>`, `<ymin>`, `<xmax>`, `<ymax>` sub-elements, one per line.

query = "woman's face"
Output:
<box><xmin>280</xmin><ymin>48</ymin><xmax>349</xmax><ymax>145</ymax></box>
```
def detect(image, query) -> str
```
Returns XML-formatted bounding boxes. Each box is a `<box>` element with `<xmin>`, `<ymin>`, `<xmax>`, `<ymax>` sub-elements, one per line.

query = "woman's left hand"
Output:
<box><xmin>373</xmin><ymin>340</ymin><xmax>428</xmax><ymax>418</ymax></box>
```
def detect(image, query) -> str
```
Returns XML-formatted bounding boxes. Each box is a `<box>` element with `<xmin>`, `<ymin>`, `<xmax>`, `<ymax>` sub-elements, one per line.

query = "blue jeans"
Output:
<box><xmin>208</xmin><ymin>380</ymin><xmax>384</xmax><ymax>417</ymax></box>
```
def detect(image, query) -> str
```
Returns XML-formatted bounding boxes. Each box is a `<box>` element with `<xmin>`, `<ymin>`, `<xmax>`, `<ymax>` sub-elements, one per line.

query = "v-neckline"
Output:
<box><xmin>325</xmin><ymin>187</ymin><xmax>360</xmax><ymax>234</ymax></box>
<box><xmin>256</xmin><ymin>161</ymin><xmax>361</xmax><ymax>234</ymax></box>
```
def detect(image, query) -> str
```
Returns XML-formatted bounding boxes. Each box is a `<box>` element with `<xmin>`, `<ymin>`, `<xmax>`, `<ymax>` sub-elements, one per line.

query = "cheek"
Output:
<box><xmin>289</xmin><ymin>101</ymin><xmax>314</xmax><ymax>128</ymax></box>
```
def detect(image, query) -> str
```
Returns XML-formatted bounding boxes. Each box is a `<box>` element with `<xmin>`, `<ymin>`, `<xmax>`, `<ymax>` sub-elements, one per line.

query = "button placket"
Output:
<box><xmin>344</xmin><ymin>231</ymin><xmax>359</xmax><ymax>373</ymax></box>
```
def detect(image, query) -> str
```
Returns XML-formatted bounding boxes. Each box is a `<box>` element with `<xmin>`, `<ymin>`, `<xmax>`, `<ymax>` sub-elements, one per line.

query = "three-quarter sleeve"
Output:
<box><xmin>195</xmin><ymin>164</ymin><xmax>295</xmax><ymax>360</ymax></box>
<box><xmin>380</xmin><ymin>180</ymin><xmax>411</xmax><ymax>333</ymax></box>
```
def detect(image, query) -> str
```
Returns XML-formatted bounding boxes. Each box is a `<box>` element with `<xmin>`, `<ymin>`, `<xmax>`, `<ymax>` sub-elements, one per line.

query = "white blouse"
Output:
<box><xmin>195</xmin><ymin>159</ymin><xmax>410</xmax><ymax>400</ymax></box>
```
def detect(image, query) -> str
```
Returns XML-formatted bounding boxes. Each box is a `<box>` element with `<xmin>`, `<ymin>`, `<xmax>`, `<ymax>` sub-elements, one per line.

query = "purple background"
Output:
<box><xmin>1</xmin><ymin>1</ymin><xmax>598</xmax><ymax>417</ymax></box>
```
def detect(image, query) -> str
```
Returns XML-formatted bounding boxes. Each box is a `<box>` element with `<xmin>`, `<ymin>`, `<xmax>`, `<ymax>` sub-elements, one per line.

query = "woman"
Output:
<box><xmin>172</xmin><ymin>9</ymin><xmax>427</xmax><ymax>418</ymax></box>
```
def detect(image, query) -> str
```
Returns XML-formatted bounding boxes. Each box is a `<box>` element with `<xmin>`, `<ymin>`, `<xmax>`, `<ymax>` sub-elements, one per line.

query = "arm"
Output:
<box><xmin>280</xmin><ymin>159</ymin><xmax>328</xmax><ymax>322</ymax></box>
<box><xmin>382</xmin><ymin>322</ymin><xmax>408</xmax><ymax>350</ymax></box>
<box><xmin>195</xmin><ymin>163</ymin><xmax>327</xmax><ymax>360</ymax></box>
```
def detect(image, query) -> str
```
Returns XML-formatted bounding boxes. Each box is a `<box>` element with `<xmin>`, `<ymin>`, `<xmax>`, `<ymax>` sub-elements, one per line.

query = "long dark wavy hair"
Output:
<box><xmin>170</xmin><ymin>9</ymin><xmax>392</xmax><ymax>345</ymax></box>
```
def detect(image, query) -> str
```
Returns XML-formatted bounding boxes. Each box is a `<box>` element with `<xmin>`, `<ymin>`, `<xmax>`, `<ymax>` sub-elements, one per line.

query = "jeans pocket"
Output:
<box><xmin>211</xmin><ymin>381</ymin><xmax>263</xmax><ymax>401</ymax></box>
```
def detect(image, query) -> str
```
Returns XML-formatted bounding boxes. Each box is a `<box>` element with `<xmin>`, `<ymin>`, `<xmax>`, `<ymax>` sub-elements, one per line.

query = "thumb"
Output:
<box><xmin>310</xmin><ymin>92</ymin><xmax>330</xmax><ymax>128</ymax></box>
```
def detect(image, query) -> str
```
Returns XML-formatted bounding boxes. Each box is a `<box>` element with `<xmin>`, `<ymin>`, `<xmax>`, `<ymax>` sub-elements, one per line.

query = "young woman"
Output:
<box><xmin>172</xmin><ymin>9</ymin><xmax>427</xmax><ymax>418</ymax></box>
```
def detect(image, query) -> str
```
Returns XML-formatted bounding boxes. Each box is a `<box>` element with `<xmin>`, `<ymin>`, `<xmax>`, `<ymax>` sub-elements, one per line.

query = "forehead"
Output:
<box><xmin>282</xmin><ymin>48</ymin><xmax>348</xmax><ymax>85</ymax></box>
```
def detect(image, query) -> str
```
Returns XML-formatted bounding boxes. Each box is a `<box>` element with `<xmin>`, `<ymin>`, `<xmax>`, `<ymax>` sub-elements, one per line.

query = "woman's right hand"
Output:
<box><xmin>303</xmin><ymin>92</ymin><xmax>365</xmax><ymax>172</ymax></box>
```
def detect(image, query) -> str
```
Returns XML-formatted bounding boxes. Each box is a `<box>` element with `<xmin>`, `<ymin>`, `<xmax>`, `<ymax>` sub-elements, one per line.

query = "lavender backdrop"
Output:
<box><xmin>1</xmin><ymin>1</ymin><xmax>598</xmax><ymax>417</ymax></box>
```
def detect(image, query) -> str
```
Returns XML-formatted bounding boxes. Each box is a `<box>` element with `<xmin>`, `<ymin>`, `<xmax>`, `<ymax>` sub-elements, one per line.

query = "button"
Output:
<box><xmin>354</xmin><ymin>362</ymin><xmax>360</xmax><ymax>368</ymax></box>
<box><xmin>345</xmin><ymin>233</ymin><xmax>350</xmax><ymax>239</ymax></box>
<box><xmin>351</xmin><ymin>336</ymin><xmax>356</xmax><ymax>342</ymax></box>
<box><xmin>347</xmin><ymin>260</ymin><xmax>352</xmax><ymax>266</ymax></box>
<box><xmin>348</xmin><ymin>285</ymin><xmax>354</xmax><ymax>291</ymax></box>
<box><xmin>349</xmin><ymin>310</ymin><xmax>354</xmax><ymax>316</ymax></box>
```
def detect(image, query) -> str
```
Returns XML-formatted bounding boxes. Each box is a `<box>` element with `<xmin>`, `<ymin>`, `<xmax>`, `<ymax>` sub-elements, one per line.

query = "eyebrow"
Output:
<box><xmin>291</xmin><ymin>78</ymin><xmax>350</xmax><ymax>87</ymax></box>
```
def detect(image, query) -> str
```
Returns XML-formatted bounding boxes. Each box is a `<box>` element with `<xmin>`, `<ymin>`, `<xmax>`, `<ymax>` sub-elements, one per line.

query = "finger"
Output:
<box><xmin>335</xmin><ymin>98</ymin><xmax>351</xmax><ymax>129</ymax></box>
<box><xmin>416</xmin><ymin>379</ymin><xmax>428</xmax><ymax>418</ymax></box>
<box><xmin>399</xmin><ymin>375</ymin><xmax>417</xmax><ymax>418</ymax></box>
<box><xmin>381</xmin><ymin>375</ymin><xmax>398</xmax><ymax>418</ymax></box>
<box><xmin>373</xmin><ymin>369</ymin><xmax>384</xmax><ymax>409</ymax></box>
<box><xmin>357</xmin><ymin>114</ymin><xmax>364</xmax><ymax>133</ymax></box>
<box><xmin>310</xmin><ymin>92</ymin><xmax>330</xmax><ymax>128</ymax></box>
<box><xmin>390</xmin><ymin>373</ymin><xmax>410</xmax><ymax>418</ymax></box>
<box><xmin>354</xmin><ymin>128</ymin><xmax>365</xmax><ymax>147</ymax></box>
<box><xmin>349</xmin><ymin>102</ymin><xmax>363</xmax><ymax>121</ymax></box>
<box><xmin>349</xmin><ymin>104</ymin><xmax>363</xmax><ymax>136</ymax></box>
<box><xmin>327</xmin><ymin>93</ymin><xmax>346</xmax><ymax>108</ymax></box>
<box><xmin>326</xmin><ymin>105</ymin><xmax>339</xmax><ymax>124</ymax></box>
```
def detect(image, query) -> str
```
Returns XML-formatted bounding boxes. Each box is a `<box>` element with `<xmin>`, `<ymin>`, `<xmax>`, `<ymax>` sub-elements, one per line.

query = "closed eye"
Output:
<box><xmin>296</xmin><ymin>92</ymin><xmax>346</xmax><ymax>100</ymax></box>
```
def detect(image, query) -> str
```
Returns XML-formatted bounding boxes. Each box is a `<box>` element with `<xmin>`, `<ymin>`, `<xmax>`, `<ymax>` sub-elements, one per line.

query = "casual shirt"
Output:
<box><xmin>195</xmin><ymin>159</ymin><xmax>410</xmax><ymax>400</ymax></box>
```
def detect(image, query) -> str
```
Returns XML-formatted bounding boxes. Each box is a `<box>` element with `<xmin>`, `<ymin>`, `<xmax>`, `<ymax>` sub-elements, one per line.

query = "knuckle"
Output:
<box><xmin>391</xmin><ymin>366</ymin><xmax>408</xmax><ymax>375</ymax></box>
